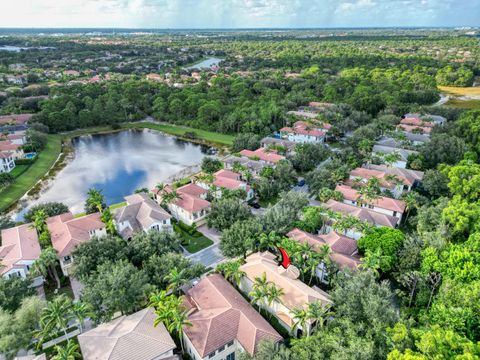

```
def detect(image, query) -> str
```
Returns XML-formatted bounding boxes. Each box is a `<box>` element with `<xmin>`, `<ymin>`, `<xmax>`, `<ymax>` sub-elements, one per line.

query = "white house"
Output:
<box><xmin>114</xmin><ymin>192</ymin><xmax>172</xmax><ymax>238</ymax></box>
<box><xmin>280</xmin><ymin>121</ymin><xmax>325</xmax><ymax>143</ymax></box>
<box><xmin>152</xmin><ymin>183</ymin><xmax>211</xmax><ymax>226</ymax></box>
<box><xmin>0</xmin><ymin>152</ymin><xmax>15</xmax><ymax>173</ymax></box>
<box><xmin>336</xmin><ymin>184</ymin><xmax>406</xmax><ymax>221</ymax></box>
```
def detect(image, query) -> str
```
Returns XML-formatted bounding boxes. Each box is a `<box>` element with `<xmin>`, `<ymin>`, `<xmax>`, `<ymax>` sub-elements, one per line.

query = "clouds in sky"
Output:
<box><xmin>0</xmin><ymin>0</ymin><xmax>478</xmax><ymax>28</ymax></box>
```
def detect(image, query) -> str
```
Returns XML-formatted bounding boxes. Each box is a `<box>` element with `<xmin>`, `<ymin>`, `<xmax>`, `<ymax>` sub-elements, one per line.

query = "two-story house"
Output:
<box><xmin>280</xmin><ymin>121</ymin><xmax>325</xmax><ymax>143</ymax></box>
<box><xmin>336</xmin><ymin>184</ymin><xmax>406</xmax><ymax>222</ymax></box>
<box><xmin>114</xmin><ymin>193</ymin><xmax>172</xmax><ymax>239</ymax></box>
<box><xmin>47</xmin><ymin>212</ymin><xmax>106</xmax><ymax>276</ymax></box>
<box><xmin>183</xmin><ymin>274</ymin><xmax>282</xmax><ymax>360</ymax></box>
<box><xmin>0</xmin><ymin>224</ymin><xmax>44</xmax><ymax>289</ymax></box>
<box><xmin>0</xmin><ymin>152</ymin><xmax>15</xmax><ymax>173</ymax></box>
<box><xmin>239</xmin><ymin>252</ymin><xmax>331</xmax><ymax>337</ymax></box>
<box><xmin>198</xmin><ymin>169</ymin><xmax>255</xmax><ymax>202</ymax></box>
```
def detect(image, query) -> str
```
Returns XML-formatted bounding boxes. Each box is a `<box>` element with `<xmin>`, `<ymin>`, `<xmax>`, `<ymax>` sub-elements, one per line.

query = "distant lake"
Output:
<box><xmin>16</xmin><ymin>129</ymin><xmax>210</xmax><ymax>219</ymax></box>
<box><xmin>185</xmin><ymin>57</ymin><xmax>223</xmax><ymax>70</ymax></box>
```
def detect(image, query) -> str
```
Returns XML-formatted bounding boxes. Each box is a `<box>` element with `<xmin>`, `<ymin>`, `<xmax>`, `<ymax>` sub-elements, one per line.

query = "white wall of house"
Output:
<box><xmin>3</xmin><ymin>260</ymin><xmax>44</xmax><ymax>287</ymax></box>
<box><xmin>0</xmin><ymin>156</ymin><xmax>15</xmax><ymax>173</ymax></box>
<box><xmin>282</xmin><ymin>133</ymin><xmax>324</xmax><ymax>143</ymax></box>
<box><xmin>342</xmin><ymin>199</ymin><xmax>403</xmax><ymax>221</ymax></box>
<box><xmin>183</xmin><ymin>332</ymin><xmax>239</xmax><ymax>360</ymax></box>
<box><xmin>168</xmin><ymin>203</ymin><xmax>209</xmax><ymax>227</ymax></box>
<box><xmin>322</xmin><ymin>224</ymin><xmax>362</xmax><ymax>241</ymax></box>
<box><xmin>239</xmin><ymin>276</ymin><xmax>313</xmax><ymax>336</ymax></box>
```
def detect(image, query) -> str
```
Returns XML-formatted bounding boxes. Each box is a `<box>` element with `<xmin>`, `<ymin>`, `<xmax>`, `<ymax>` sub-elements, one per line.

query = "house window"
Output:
<box><xmin>226</xmin><ymin>352</ymin><xmax>235</xmax><ymax>360</ymax></box>
<box><xmin>63</xmin><ymin>255</ymin><xmax>72</xmax><ymax>264</ymax></box>
<box><xmin>227</xmin><ymin>341</ymin><xmax>234</xmax><ymax>347</ymax></box>
<box><xmin>218</xmin><ymin>345</ymin><xmax>225</xmax><ymax>352</ymax></box>
<box><xmin>393</xmin><ymin>211</ymin><xmax>397</xmax><ymax>217</ymax></box>
<box><xmin>208</xmin><ymin>351</ymin><xmax>216</xmax><ymax>358</ymax></box>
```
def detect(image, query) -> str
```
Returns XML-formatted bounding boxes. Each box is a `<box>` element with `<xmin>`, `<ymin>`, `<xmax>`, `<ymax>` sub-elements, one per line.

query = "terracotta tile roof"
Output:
<box><xmin>286</xmin><ymin>228</ymin><xmax>360</xmax><ymax>270</ymax></box>
<box><xmin>324</xmin><ymin>200</ymin><xmax>398</xmax><ymax>228</ymax></box>
<box><xmin>397</xmin><ymin>124</ymin><xmax>432</xmax><ymax>134</ymax></box>
<box><xmin>364</xmin><ymin>164</ymin><xmax>424</xmax><ymax>186</ymax></box>
<box><xmin>0</xmin><ymin>140</ymin><xmax>21</xmax><ymax>152</ymax></box>
<box><xmin>0</xmin><ymin>151</ymin><xmax>13</xmax><ymax>159</ymax></box>
<box><xmin>372</xmin><ymin>144</ymin><xmax>417</xmax><ymax>162</ymax></box>
<box><xmin>47</xmin><ymin>212</ymin><xmax>104</xmax><ymax>257</ymax></box>
<box><xmin>215</xmin><ymin>169</ymin><xmax>240</xmax><ymax>180</ymax></box>
<box><xmin>78</xmin><ymin>308</ymin><xmax>176</xmax><ymax>360</ymax></box>
<box><xmin>335</xmin><ymin>185</ymin><xmax>406</xmax><ymax>213</ymax></box>
<box><xmin>184</xmin><ymin>274</ymin><xmax>282</xmax><ymax>357</ymax></box>
<box><xmin>349</xmin><ymin>167</ymin><xmax>399</xmax><ymax>189</ymax></box>
<box><xmin>0</xmin><ymin>224</ymin><xmax>41</xmax><ymax>275</ymax></box>
<box><xmin>239</xmin><ymin>148</ymin><xmax>285</xmax><ymax>164</ymax></box>
<box><xmin>240</xmin><ymin>252</ymin><xmax>331</xmax><ymax>313</ymax></box>
<box><xmin>400</xmin><ymin>117</ymin><xmax>434</xmax><ymax>128</ymax></box>
<box><xmin>0</xmin><ymin>114</ymin><xmax>33</xmax><ymax>125</ymax></box>
<box><xmin>174</xmin><ymin>193</ymin><xmax>211</xmax><ymax>213</ymax></box>
<box><xmin>280</xmin><ymin>121</ymin><xmax>325</xmax><ymax>138</ymax></box>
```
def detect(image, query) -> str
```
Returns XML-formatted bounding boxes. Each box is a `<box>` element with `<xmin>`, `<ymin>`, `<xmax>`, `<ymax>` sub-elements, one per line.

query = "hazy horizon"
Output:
<box><xmin>0</xmin><ymin>0</ymin><xmax>478</xmax><ymax>29</ymax></box>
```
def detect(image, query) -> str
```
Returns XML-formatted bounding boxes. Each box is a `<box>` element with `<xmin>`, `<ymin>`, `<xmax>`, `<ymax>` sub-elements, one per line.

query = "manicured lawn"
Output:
<box><xmin>9</xmin><ymin>164</ymin><xmax>30</xmax><ymax>178</ymax></box>
<box><xmin>0</xmin><ymin>134</ymin><xmax>62</xmax><ymax>212</ymax></box>
<box><xmin>74</xmin><ymin>201</ymin><xmax>127</xmax><ymax>218</ymax></box>
<box><xmin>173</xmin><ymin>222</ymin><xmax>213</xmax><ymax>253</ymax></box>
<box><xmin>122</xmin><ymin>122</ymin><xmax>234</xmax><ymax>146</ymax></box>
<box><xmin>445</xmin><ymin>99</ymin><xmax>480</xmax><ymax>109</ymax></box>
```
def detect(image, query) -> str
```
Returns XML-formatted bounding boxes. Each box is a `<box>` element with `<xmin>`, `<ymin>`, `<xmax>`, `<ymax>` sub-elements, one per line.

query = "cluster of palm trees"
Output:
<box><xmin>148</xmin><ymin>290</ymin><xmax>191</xmax><ymax>353</ymax></box>
<box><xmin>249</xmin><ymin>273</ymin><xmax>284</xmax><ymax>317</ymax></box>
<box><xmin>290</xmin><ymin>301</ymin><xmax>334</xmax><ymax>338</ymax></box>
<box><xmin>155</xmin><ymin>183</ymin><xmax>183</xmax><ymax>208</ymax></box>
<box><xmin>36</xmin><ymin>295</ymin><xmax>93</xmax><ymax>360</ymax></box>
<box><xmin>31</xmin><ymin>210</ymin><xmax>51</xmax><ymax>248</ymax></box>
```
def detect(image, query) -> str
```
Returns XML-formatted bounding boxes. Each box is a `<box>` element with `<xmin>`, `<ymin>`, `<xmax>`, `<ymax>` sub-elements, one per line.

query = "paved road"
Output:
<box><xmin>187</xmin><ymin>243</ymin><xmax>225</xmax><ymax>268</ymax></box>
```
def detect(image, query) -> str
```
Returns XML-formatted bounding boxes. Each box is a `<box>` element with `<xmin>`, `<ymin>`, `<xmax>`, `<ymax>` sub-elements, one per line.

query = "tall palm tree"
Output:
<box><xmin>305</xmin><ymin>251</ymin><xmax>323</xmax><ymax>285</ymax></box>
<box><xmin>258</xmin><ymin>231</ymin><xmax>281</xmax><ymax>252</ymax></box>
<box><xmin>402</xmin><ymin>191</ymin><xmax>418</xmax><ymax>223</ymax></box>
<box><xmin>218</xmin><ymin>260</ymin><xmax>245</xmax><ymax>287</ymax></box>
<box><xmin>307</xmin><ymin>302</ymin><xmax>334</xmax><ymax>332</ymax></box>
<box><xmin>164</xmin><ymin>268</ymin><xmax>187</xmax><ymax>293</ymax></box>
<box><xmin>38</xmin><ymin>295</ymin><xmax>74</xmax><ymax>346</ymax></box>
<box><xmin>71</xmin><ymin>301</ymin><xmax>94</xmax><ymax>333</ymax></box>
<box><xmin>266</xmin><ymin>283</ymin><xmax>284</xmax><ymax>310</ymax></box>
<box><xmin>167</xmin><ymin>307</ymin><xmax>192</xmax><ymax>354</ymax></box>
<box><xmin>51</xmin><ymin>341</ymin><xmax>81</xmax><ymax>360</ymax></box>
<box><xmin>290</xmin><ymin>307</ymin><xmax>309</xmax><ymax>337</ymax></box>
<box><xmin>249</xmin><ymin>287</ymin><xmax>269</xmax><ymax>315</ymax></box>
<box><xmin>155</xmin><ymin>182</ymin><xmax>166</xmax><ymax>194</ymax></box>
<box><xmin>31</xmin><ymin>246</ymin><xmax>61</xmax><ymax>289</ymax></box>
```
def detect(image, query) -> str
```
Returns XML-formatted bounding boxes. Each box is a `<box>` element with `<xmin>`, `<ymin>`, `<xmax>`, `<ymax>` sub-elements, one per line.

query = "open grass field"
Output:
<box><xmin>0</xmin><ymin>134</ymin><xmax>62</xmax><ymax>212</ymax></box>
<box><xmin>445</xmin><ymin>99</ymin><xmax>480</xmax><ymax>110</ymax></box>
<box><xmin>122</xmin><ymin>122</ymin><xmax>234</xmax><ymax>146</ymax></box>
<box><xmin>438</xmin><ymin>85</ymin><xmax>480</xmax><ymax>96</ymax></box>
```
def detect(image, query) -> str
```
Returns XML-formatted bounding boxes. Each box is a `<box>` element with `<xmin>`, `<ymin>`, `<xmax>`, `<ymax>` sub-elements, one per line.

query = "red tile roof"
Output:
<box><xmin>280</xmin><ymin>121</ymin><xmax>325</xmax><ymax>138</ymax></box>
<box><xmin>400</xmin><ymin>117</ymin><xmax>434</xmax><ymax>128</ymax></box>
<box><xmin>0</xmin><ymin>140</ymin><xmax>21</xmax><ymax>152</ymax></box>
<box><xmin>184</xmin><ymin>274</ymin><xmax>282</xmax><ymax>357</ymax></box>
<box><xmin>335</xmin><ymin>185</ymin><xmax>406</xmax><ymax>213</ymax></box>
<box><xmin>397</xmin><ymin>124</ymin><xmax>432</xmax><ymax>134</ymax></box>
<box><xmin>214</xmin><ymin>169</ymin><xmax>240</xmax><ymax>180</ymax></box>
<box><xmin>0</xmin><ymin>114</ymin><xmax>33</xmax><ymax>125</ymax></box>
<box><xmin>239</xmin><ymin>148</ymin><xmax>285</xmax><ymax>164</ymax></box>
<box><xmin>324</xmin><ymin>200</ymin><xmax>398</xmax><ymax>228</ymax></box>
<box><xmin>47</xmin><ymin>213</ymin><xmax>104</xmax><ymax>257</ymax></box>
<box><xmin>0</xmin><ymin>224</ymin><xmax>41</xmax><ymax>275</ymax></box>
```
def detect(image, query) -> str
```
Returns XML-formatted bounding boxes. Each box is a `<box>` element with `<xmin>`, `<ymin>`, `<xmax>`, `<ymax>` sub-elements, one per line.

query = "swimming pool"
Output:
<box><xmin>24</xmin><ymin>152</ymin><xmax>37</xmax><ymax>159</ymax></box>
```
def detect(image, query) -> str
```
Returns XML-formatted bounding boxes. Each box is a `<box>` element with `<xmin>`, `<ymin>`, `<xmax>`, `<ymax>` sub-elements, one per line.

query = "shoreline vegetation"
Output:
<box><xmin>0</xmin><ymin>121</ymin><xmax>234</xmax><ymax>214</ymax></box>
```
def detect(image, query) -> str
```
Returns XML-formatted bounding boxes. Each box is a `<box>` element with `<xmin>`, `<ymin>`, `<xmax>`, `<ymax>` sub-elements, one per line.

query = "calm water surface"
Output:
<box><xmin>17</xmin><ymin>129</ymin><xmax>210</xmax><ymax>218</ymax></box>
<box><xmin>185</xmin><ymin>57</ymin><xmax>223</xmax><ymax>70</ymax></box>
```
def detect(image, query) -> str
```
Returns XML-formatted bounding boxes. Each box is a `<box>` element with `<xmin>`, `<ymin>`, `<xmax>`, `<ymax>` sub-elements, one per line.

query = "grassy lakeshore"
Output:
<box><xmin>0</xmin><ymin>121</ymin><xmax>233</xmax><ymax>213</ymax></box>
<box><xmin>438</xmin><ymin>85</ymin><xmax>480</xmax><ymax>96</ymax></box>
<box><xmin>122</xmin><ymin>122</ymin><xmax>234</xmax><ymax>146</ymax></box>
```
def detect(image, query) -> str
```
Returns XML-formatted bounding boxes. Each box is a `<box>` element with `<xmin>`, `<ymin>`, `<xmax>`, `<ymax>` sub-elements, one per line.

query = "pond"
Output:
<box><xmin>16</xmin><ymin>129</ymin><xmax>211</xmax><ymax>219</ymax></box>
<box><xmin>184</xmin><ymin>57</ymin><xmax>223</xmax><ymax>70</ymax></box>
<box><xmin>0</xmin><ymin>45</ymin><xmax>55</xmax><ymax>52</ymax></box>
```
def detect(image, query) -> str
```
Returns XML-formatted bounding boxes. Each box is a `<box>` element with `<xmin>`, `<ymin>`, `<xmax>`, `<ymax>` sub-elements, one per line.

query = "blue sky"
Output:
<box><xmin>0</xmin><ymin>0</ymin><xmax>478</xmax><ymax>28</ymax></box>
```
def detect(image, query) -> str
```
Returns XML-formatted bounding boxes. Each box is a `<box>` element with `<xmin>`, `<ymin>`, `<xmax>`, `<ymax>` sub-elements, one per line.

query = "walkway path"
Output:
<box><xmin>188</xmin><ymin>225</ymin><xmax>225</xmax><ymax>267</ymax></box>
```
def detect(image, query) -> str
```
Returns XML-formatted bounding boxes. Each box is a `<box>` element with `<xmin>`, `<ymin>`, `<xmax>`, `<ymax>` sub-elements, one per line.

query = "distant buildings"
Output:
<box><xmin>239</xmin><ymin>147</ymin><xmax>285</xmax><ymax>164</ymax></box>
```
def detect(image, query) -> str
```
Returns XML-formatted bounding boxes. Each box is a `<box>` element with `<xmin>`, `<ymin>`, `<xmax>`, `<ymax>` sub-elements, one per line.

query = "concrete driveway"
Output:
<box><xmin>197</xmin><ymin>225</ymin><xmax>221</xmax><ymax>244</ymax></box>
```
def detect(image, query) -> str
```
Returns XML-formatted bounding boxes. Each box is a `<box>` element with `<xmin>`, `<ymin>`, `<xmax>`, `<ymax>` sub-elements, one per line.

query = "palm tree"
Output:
<box><xmin>249</xmin><ymin>287</ymin><xmax>269</xmax><ymax>315</ymax></box>
<box><xmin>31</xmin><ymin>210</ymin><xmax>48</xmax><ymax>234</ymax></box>
<box><xmin>31</xmin><ymin>246</ymin><xmax>61</xmax><ymax>289</ymax></box>
<box><xmin>51</xmin><ymin>341</ymin><xmax>81</xmax><ymax>360</ymax></box>
<box><xmin>164</xmin><ymin>268</ymin><xmax>187</xmax><ymax>293</ymax></box>
<box><xmin>217</xmin><ymin>260</ymin><xmax>245</xmax><ymax>287</ymax></box>
<box><xmin>307</xmin><ymin>302</ymin><xmax>334</xmax><ymax>332</ymax></box>
<box><xmin>290</xmin><ymin>307</ymin><xmax>309</xmax><ymax>337</ymax></box>
<box><xmin>305</xmin><ymin>251</ymin><xmax>323</xmax><ymax>285</ymax></box>
<box><xmin>166</xmin><ymin>307</ymin><xmax>192</xmax><ymax>354</ymax></box>
<box><xmin>155</xmin><ymin>182</ymin><xmax>166</xmax><ymax>194</ymax></box>
<box><xmin>258</xmin><ymin>231</ymin><xmax>281</xmax><ymax>252</ymax></box>
<box><xmin>402</xmin><ymin>191</ymin><xmax>418</xmax><ymax>223</ymax></box>
<box><xmin>38</xmin><ymin>295</ymin><xmax>74</xmax><ymax>346</ymax></box>
<box><xmin>71</xmin><ymin>301</ymin><xmax>94</xmax><ymax>333</ymax></box>
<box><xmin>266</xmin><ymin>283</ymin><xmax>284</xmax><ymax>310</ymax></box>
